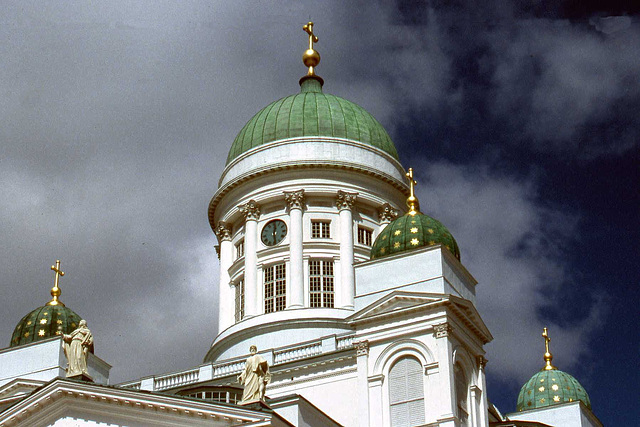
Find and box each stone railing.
[118,332,356,392]
[274,341,323,364]
[154,368,199,391]
[336,334,354,350]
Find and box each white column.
[284,190,305,309]
[356,341,370,427]
[434,323,457,427]
[239,200,260,317]
[477,356,489,427]
[215,222,234,333]
[337,190,357,310]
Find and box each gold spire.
[47,259,65,306]
[302,22,321,78]
[542,327,556,370]
[406,168,421,215]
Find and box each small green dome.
[371,212,460,260]
[10,304,82,348]
[226,78,399,164]
[516,369,591,411]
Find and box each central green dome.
[226,78,399,164]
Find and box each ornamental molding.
[214,222,232,242]
[283,189,306,210]
[378,202,399,223]
[336,190,358,211]
[238,200,261,221]
[355,340,369,356]
[477,355,488,369]
[433,322,452,338]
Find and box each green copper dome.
[226,78,399,164]
[10,304,82,348]
[516,369,591,411]
[371,212,461,260]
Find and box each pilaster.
[434,322,457,425]
[356,340,370,427]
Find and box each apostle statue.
[237,345,271,402]
[63,319,93,379]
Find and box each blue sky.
[0,1,637,424]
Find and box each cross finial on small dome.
[47,259,66,306]
[542,327,556,370]
[300,22,324,87]
[405,168,421,215]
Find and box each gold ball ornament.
[303,49,320,68]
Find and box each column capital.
[284,189,306,210]
[477,355,488,369]
[214,221,232,242]
[336,190,358,211]
[433,322,453,338]
[378,203,399,223]
[239,200,261,221]
[355,340,369,356]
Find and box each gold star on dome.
[382,235,387,240]
[55,331,62,335]
[527,402,532,407]
[540,379,545,383]
[394,230,401,236]
[410,227,418,233]
[57,320,63,325]
[393,242,400,248]
[553,396,560,402]
[24,332,29,337]
[540,398,545,404]
[410,238,419,245]
[26,321,32,326]
[43,312,48,316]
[38,329,45,336]
[40,319,47,324]
[427,228,434,234]
[539,386,545,392]
[429,240,435,245]
[71,323,76,328]
[411,220,416,224]
[379,248,386,254]
[552,384,559,391]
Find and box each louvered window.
[389,356,425,427]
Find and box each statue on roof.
[63,319,94,379]
[237,345,271,403]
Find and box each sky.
[0,1,638,424]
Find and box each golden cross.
[47,259,65,306]
[405,168,421,215]
[303,22,318,50]
[542,327,555,370]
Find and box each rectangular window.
[311,220,331,239]
[309,260,334,308]
[234,279,245,322]
[235,240,244,259]
[264,263,286,313]
[358,226,373,246]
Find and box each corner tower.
[206,23,408,362]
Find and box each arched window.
[455,363,469,426]
[389,356,425,427]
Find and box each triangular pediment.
[349,291,448,322]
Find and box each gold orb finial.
[405,168,421,215]
[47,259,65,307]
[302,22,321,77]
[542,327,556,371]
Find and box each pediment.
[349,291,448,322]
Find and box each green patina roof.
[226,78,399,164]
[516,369,591,412]
[11,304,82,348]
[371,211,460,260]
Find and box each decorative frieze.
[284,189,306,210]
[433,322,452,338]
[378,203,399,223]
[355,340,369,356]
[214,222,232,242]
[239,200,261,221]
[336,190,358,211]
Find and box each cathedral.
[0,23,602,427]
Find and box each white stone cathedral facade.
[0,24,601,427]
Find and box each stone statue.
[237,345,271,402]
[63,319,93,379]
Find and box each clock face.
[261,219,287,246]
